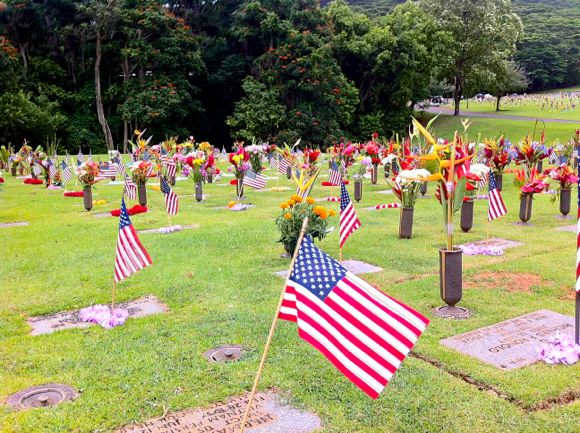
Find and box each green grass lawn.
[428,115,577,144]
[1,157,579,432]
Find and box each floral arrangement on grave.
[467,164,490,193]
[510,133,552,180]
[130,160,153,185]
[247,143,267,173]
[0,146,8,170]
[275,195,336,254]
[330,141,356,173]
[229,147,250,179]
[482,136,511,175]
[8,152,22,173]
[546,164,577,192]
[265,143,278,160]
[362,134,382,165]
[351,156,372,182]
[388,169,431,208]
[129,129,153,160]
[413,118,474,249]
[76,161,100,190]
[513,168,547,195]
[293,148,321,197]
[185,150,207,183]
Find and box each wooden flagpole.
[238,217,310,433]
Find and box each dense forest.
[337,0,580,92]
[0,0,576,152]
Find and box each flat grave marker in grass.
[457,238,522,250]
[0,221,29,228]
[116,392,321,433]
[440,310,575,370]
[138,224,199,234]
[28,295,168,335]
[275,259,382,278]
[556,225,576,232]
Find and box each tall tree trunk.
[495,95,501,112]
[453,74,462,116]
[95,31,114,150]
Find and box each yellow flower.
[287,199,295,206]
[328,209,336,217]
[284,212,292,220]
[291,194,302,203]
[134,129,142,137]
[151,185,161,191]
[313,205,324,216]
[306,197,315,204]
[280,202,289,209]
[228,201,236,208]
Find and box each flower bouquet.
[247,143,266,174]
[350,156,372,202]
[363,133,381,184]
[513,168,548,222]
[130,160,152,206]
[76,161,100,210]
[292,148,321,198]
[482,136,511,189]
[387,169,430,239]
[545,164,577,216]
[511,133,552,179]
[186,150,206,201]
[229,146,250,198]
[275,195,336,256]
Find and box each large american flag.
[279,236,429,399]
[340,182,361,248]
[114,198,152,283]
[329,161,342,185]
[160,176,179,215]
[61,161,72,183]
[124,175,137,200]
[488,172,507,221]
[243,169,267,189]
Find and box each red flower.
[0,177,4,184]
[23,178,43,185]
[64,191,84,197]
[111,205,148,216]
[229,179,238,185]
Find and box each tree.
[489,60,528,111]
[421,0,523,116]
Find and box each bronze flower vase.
[435,248,470,318]
[83,187,93,212]
[495,174,503,191]
[399,207,414,239]
[286,166,292,180]
[138,183,147,206]
[371,163,378,185]
[10,165,16,176]
[195,181,203,202]
[354,181,363,202]
[207,168,213,184]
[420,182,428,196]
[519,193,533,223]
[236,177,244,198]
[560,188,571,216]
[169,175,176,186]
[460,199,474,232]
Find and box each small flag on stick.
[339,182,361,248]
[160,176,179,215]
[488,172,507,221]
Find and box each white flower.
[469,163,490,178]
[396,169,430,185]
[381,154,398,165]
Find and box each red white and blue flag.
[340,182,361,248]
[243,170,267,190]
[277,155,291,175]
[488,172,507,221]
[279,236,429,398]
[160,176,179,215]
[124,175,137,200]
[60,161,72,183]
[99,163,117,178]
[114,198,152,283]
[164,160,176,177]
[329,161,342,185]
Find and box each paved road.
[423,106,579,124]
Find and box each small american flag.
[279,236,429,398]
[549,151,558,165]
[476,172,489,189]
[277,156,291,175]
[164,160,176,177]
[32,165,43,176]
[488,172,507,221]
[160,176,179,215]
[243,170,267,189]
[61,161,72,183]
[329,161,342,185]
[114,198,152,283]
[48,160,57,180]
[99,163,117,178]
[116,162,126,178]
[146,163,154,177]
[77,150,85,166]
[340,182,361,248]
[124,175,137,200]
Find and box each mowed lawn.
[1,156,579,433]
[430,115,578,144]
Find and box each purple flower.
[79,304,110,324]
[100,308,129,329]
[537,333,580,365]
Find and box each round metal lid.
[204,345,245,362]
[6,383,79,410]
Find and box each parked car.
[429,96,446,106]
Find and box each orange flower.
[280,202,289,209]
[228,201,236,208]
[288,199,295,206]
[306,197,315,204]
[328,209,336,217]
[313,206,325,216]
[284,212,292,220]
[319,210,328,219]
[291,194,303,203]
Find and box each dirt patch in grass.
[465,272,543,293]
[558,286,576,300]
